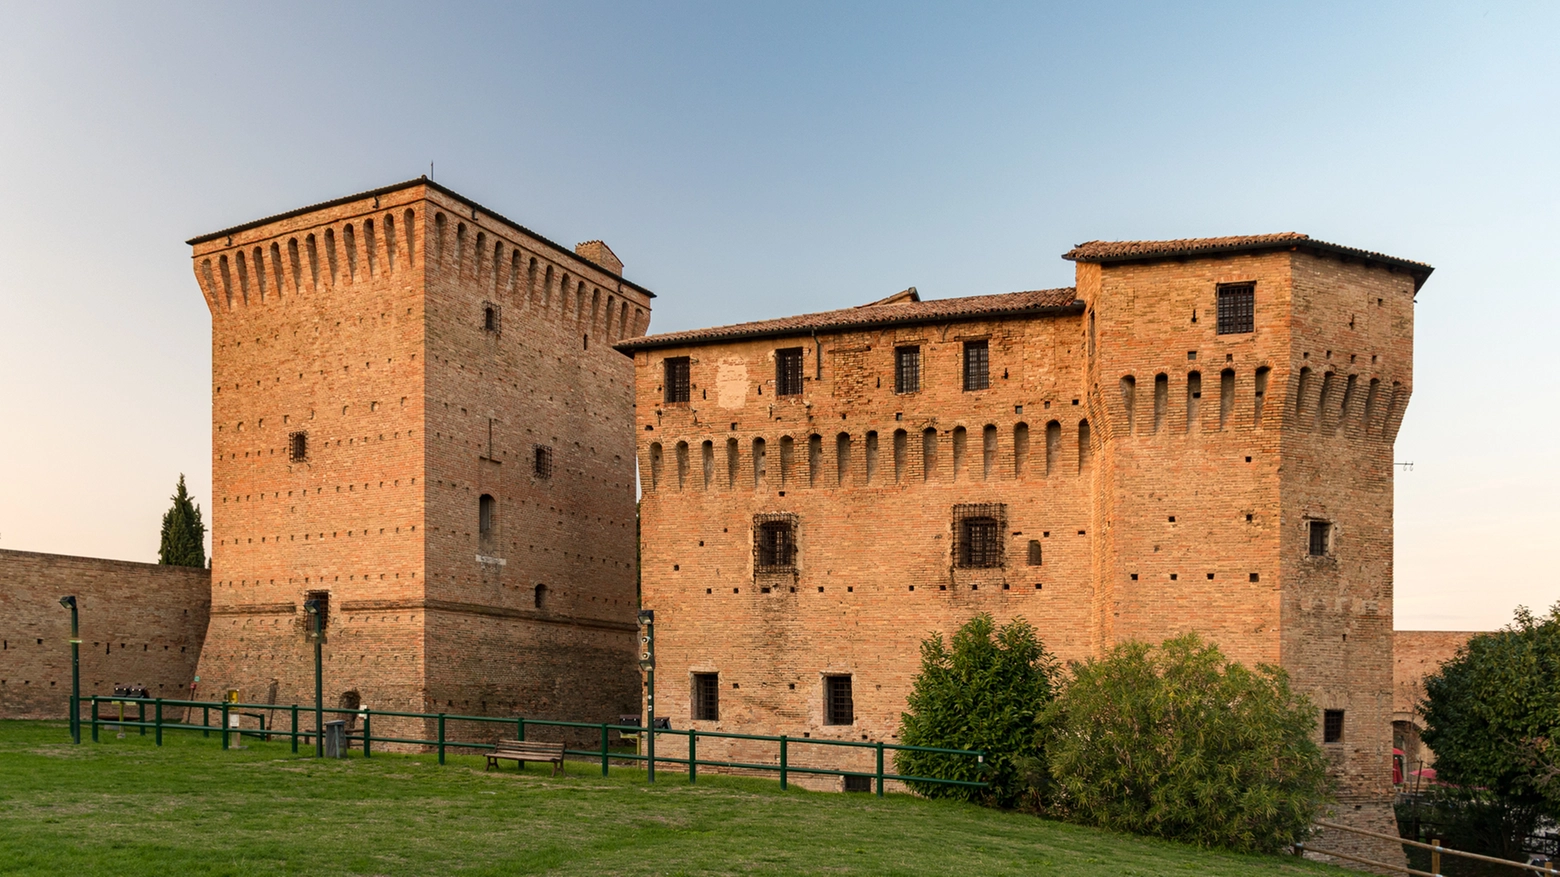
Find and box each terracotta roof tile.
[1064,233,1433,289]
[617,287,1080,352]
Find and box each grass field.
[0,720,1349,876]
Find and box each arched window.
[534,584,547,610]
[479,494,496,534]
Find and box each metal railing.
[83,695,987,796]
[1298,819,1560,877]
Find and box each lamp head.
[304,599,319,615]
[637,609,654,625]
[59,595,76,610]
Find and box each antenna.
[429,161,434,179]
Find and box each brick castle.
[184,179,651,733]
[621,232,1430,831]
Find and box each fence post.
[437,713,446,765]
[779,735,788,791]
[363,709,372,758]
[221,703,230,750]
[203,705,209,738]
[91,697,99,743]
[517,717,525,742]
[601,724,610,777]
[291,705,299,754]
[876,742,884,797]
[138,700,146,736]
[688,730,697,784]
[155,699,163,746]
[1431,838,1441,876]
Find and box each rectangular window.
[288,431,308,462]
[305,590,330,637]
[533,445,553,479]
[843,775,872,792]
[664,357,691,404]
[1217,283,1255,335]
[1308,520,1331,557]
[895,346,921,394]
[963,340,989,391]
[825,675,854,725]
[693,673,719,721]
[953,503,1006,569]
[776,347,804,396]
[1027,540,1043,566]
[1323,709,1344,743]
[754,513,798,573]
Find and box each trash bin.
[324,720,347,758]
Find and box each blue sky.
[0,2,1554,629]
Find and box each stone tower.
[188,179,651,735]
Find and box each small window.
[1323,709,1344,743]
[1027,540,1042,566]
[693,673,719,721]
[963,340,989,391]
[825,675,854,725]
[664,357,691,404]
[754,513,798,573]
[843,775,872,793]
[1308,520,1331,557]
[776,347,804,396]
[1217,283,1254,335]
[482,301,501,334]
[953,503,1006,569]
[533,445,553,479]
[305,590,330,635]
[895,346,921,394]
[533,584,547,610]
[479,494,495,534]
[288,431,308,462]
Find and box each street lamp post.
[304,598,324,758]
[58,596,79,744]
[637,610,655,783]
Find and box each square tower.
[189,179,651,732]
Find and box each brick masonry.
[187,179,650,743]
[0,549,208,718]
[624,239,1424,841]
[1392,629,1477,770]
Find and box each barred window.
[1323,709,1344,743]
[483,301,501,334]
[664,357,691,404]
[1217,283,1254,335]
[533,445,554,479]
[825,675,854,725]
[776,347,804,396]
[895,346,921,394]
[963,340,989,391]
[953,503,1006,569]
[288,431,308,462]
[1308,520,1331,557]
[754,513,798,573]
[693,673,719,721]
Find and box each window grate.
[664,357,690,404]
[1216,284,1254,335]
[693,673,719,721]
[533,445,554,479]
[288,431,308,462]
[953,503,1006,569]
[1308,520,1330,556]
[776,347,804,396]
[482,301,501,334]
[1323,709,1344,743]
[895,346,921,394]
[963,340,989,391]
[825,675,854,725]
[753,513,798,574]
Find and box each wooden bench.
[485,739,566,776]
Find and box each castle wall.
[0,549,208,718]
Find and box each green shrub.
[1041,634,1330,853]
[896,614,1058,807]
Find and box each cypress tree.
[158,474,207,568]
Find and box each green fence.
[83,695,987,796]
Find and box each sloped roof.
[1064,233,1433,290]
[616,287,1081,352]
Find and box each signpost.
[58,596,79,744]
[637,610,655,782]
[304,598,324,758]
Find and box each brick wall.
[0,549,209,718]
[189,180,647,738]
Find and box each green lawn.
[0,720,1347,877]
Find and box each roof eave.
[1066,241,1433,292]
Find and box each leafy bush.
[1420,604,1560,858]
[1041,634,1330,853]
[896,614,1058,807]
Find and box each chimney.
[575,240,623,276]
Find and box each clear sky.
[0,2,1554,630]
